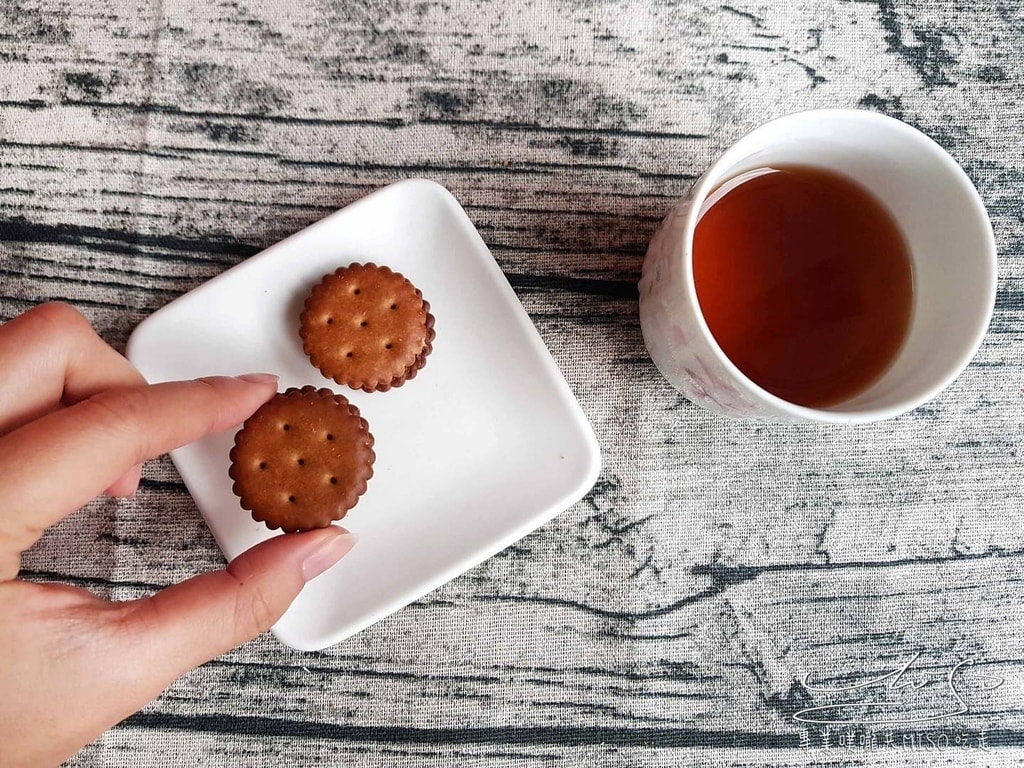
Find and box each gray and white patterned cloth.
[1,0,1022,765]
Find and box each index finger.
[0,303,146,435]
[0,374,278,580]
[0,303,151,498]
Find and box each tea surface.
[692,166,914,408]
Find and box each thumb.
[116,527,356,693]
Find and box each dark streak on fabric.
[473,588,724,621]
[556,136,616,159]
[506,274,639,300]
[1,218,644,301]
[0,265,181,296]
[123,713,805,748]
[876,0,959,88]
[0,217,257,260]
[19,568,164,593]
[63,71,115,99]
[694,548,1024,586]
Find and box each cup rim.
[679,108,998,424]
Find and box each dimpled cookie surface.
[299,263,435,392]
[229,386,375,532]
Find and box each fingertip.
[105,463,142,497]
[300,527,358,582]
[225,525,355,580]
[185,374,280,430]
[235,373,279,386]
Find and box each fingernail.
[237,373,279,385]
[301,529,358,582]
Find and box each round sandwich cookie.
[299,263,435,392]
[229,386,375,532]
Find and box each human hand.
[0,304,357,767]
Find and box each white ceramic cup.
[638,109,997,424]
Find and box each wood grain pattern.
[2,0,1023,764]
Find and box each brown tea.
[692,166,914,408]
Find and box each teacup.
[638,109,997,424]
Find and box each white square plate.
[127,179,601,651]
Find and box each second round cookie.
[300,263,435,392]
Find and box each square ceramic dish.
[127,179,601,651]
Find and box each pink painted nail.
[236,373,279,385]
[301,530,358,582]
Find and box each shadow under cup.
[639,109,997,423]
